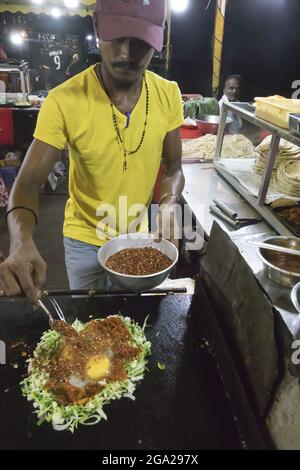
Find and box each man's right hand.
[0,240,47,305]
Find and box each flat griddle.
[0,286,267,450]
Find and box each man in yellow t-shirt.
[0,0,185,303]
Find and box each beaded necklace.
[99,65,149,172]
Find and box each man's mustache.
[112,62,141,70]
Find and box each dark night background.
[1,0,300,99]
[170,0,300,99]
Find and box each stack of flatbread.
[182,133,255,162]
[271,160,300,197]
[255,135,300,175]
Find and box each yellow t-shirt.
[34,65,184,246]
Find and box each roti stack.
[255,135,300,175]
[272,160,300,197]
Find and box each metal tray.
[0,101,14,108]
[273,205,300,237]
[0,290,267,450]
[12,103,32,109]
[289,113,300,137]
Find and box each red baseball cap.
[97,0,167,52]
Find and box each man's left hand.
[155,196,181,250]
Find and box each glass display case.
[214,102,300,236]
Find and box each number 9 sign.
[54,55,61,70]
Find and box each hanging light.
[170,0,189,13]
[64,0,79,8]
[51,8,62,18]
[86,35,93,41]
[10,32,24,45]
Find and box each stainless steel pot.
[258,236,300,288]
[195,114,233,135]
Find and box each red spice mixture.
[34,317,140,405]
[106,247,172,275]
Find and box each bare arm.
[156,127,185,248]
[160,127,185,204]
[0,139,62,303]
[65,53,80,76]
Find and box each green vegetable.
[157,362,166,370]
[21,316,151,433]
[184,97,220,119]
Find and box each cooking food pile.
[21,315,151,432]
[278,206,300,226]
[182,133,255,161]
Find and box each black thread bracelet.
[5,207,38,226]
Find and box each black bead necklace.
[99,65,149,173]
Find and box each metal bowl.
[195,114,233,136]
[258,236,300,287]
[98,233,178,292]
[291,282,300,313]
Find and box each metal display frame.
[0,60,30,94]
[214,102,300,236]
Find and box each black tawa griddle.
[0,285,267,450]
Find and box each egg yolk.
[85,355,110,381]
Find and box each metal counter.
[182,163,300,338]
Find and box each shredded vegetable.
[21,315,151,433]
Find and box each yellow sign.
[212,0,228,96]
